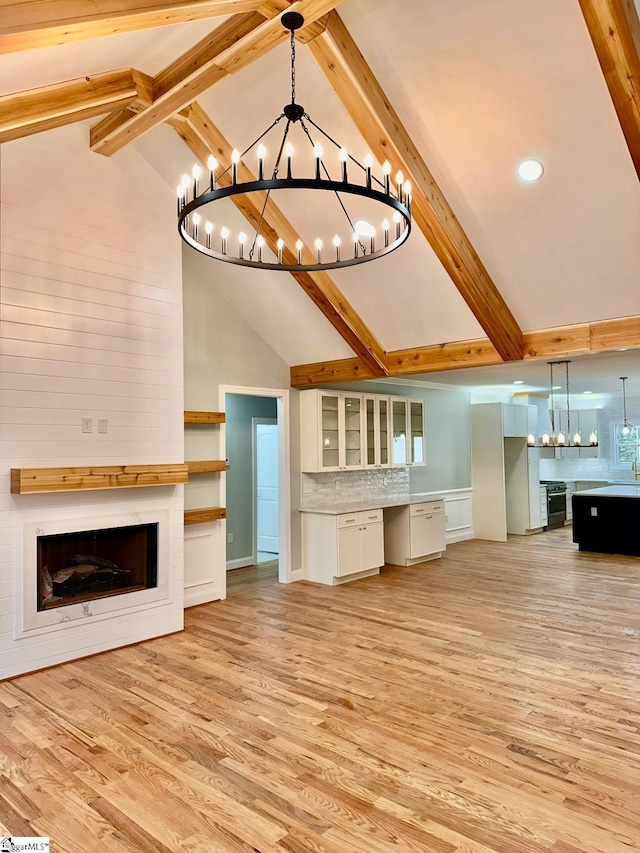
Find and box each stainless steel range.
[541,480,567,530]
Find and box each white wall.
[0,126,185,678]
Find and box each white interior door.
[255,420,279,556]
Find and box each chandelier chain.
[290,27,297,105]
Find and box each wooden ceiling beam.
[0,1,266,54]
[90,0,341,156]
[170,103,388,376]
[306,11,524,364]
[0,69,152,145]
[578,0,640,180]
[290,315,640,387]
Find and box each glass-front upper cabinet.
[409,400,425,465]
[343,395,363,469]
[300,390,364,472]
[320,393,340,470]
[364,395,391,468]
[391,398,425,467]
[391,399,408,466]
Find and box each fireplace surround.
[16,508,171,639]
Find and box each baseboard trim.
[289,569,304,583]
[226,556,254,571]
[446,529,474,544]
[184,588,222,608]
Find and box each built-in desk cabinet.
[303,509,384,585]
[384,500,446,566]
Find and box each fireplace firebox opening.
[38,522,158,610]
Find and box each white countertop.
[300,495,443,515]
[573,485,640,498]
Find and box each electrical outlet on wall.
[81,417,92,434]
[227,533,233,543]
[98,418,108,434]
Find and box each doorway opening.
[219,385,291,590]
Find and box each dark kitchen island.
[572,485,640,556]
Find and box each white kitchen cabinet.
[302,390,423,472]
[364,395,391,468]
[504,438,544,534]
[471,404,544,541]
[302,509,384,584]
[391,398,425,467]
[384,500,446,566]
[300,390,364,472]
[502,403,532,437]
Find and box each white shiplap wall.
[0,125,185,679]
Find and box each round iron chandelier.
[176,11,412,272]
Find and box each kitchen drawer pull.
[344,518,356,523]
[414,508,425,513]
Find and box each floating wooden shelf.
[184,507,226,525]
[186,460,226,474]
[184,411,225,424]
[11,463,189,494]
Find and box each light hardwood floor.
[1,528,640,852]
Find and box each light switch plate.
[97,418,108,434]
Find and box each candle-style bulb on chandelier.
[176,11,412,271]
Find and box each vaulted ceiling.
[2,0,639,390]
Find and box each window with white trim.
[614,424,640,466]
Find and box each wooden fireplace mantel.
[11,463,189,494]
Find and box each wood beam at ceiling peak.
[290,314,640,387]
[89,0,342,157]
[306,10,524,364]
[578,0,640,180]
[0,69,153,145]
[169,103,388,377]
[0,1,267,54]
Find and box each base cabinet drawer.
[385,502,446,566]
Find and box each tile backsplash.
[301,468,410,508]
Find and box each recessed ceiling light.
[583,391,593,395]
[517,159,544,182]
[513,380,524,385]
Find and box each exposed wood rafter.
[290,315,640,387]
[0,1,268,54]
[579,0,640,180]
[0,69,153,145]
[89,0,341,156]
[305,10,524,364]
[170,103,388,376]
